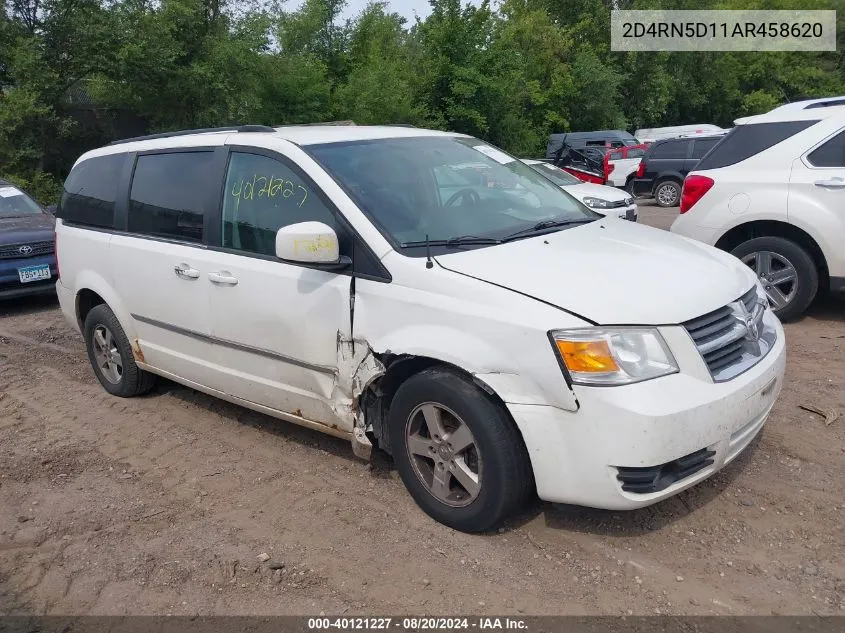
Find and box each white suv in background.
[672,98,845,321]
[55,124,785,532]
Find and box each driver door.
[202,147,353,431]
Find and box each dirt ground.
[1,207,844,616]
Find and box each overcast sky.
[291,0,479,24]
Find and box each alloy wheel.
[656,183,678,206]
[91,324,123,384]
[742,250,798,310]
[405,403,482,508]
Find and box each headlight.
[581,196,612,209]
[624,197,635,206]
[550,328,679,386]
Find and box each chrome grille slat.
[683,285,776,382]
[684,306,733,335]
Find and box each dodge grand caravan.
[55,125,786,532]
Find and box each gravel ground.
[1,208,843,615]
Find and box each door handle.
[814,178,845,188]
[174,263,200,279]
[208,271,238,286]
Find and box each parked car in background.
[635,124,724,144]
[603,144,650,191]
[0,179,57,299]
[672,98,845,321]
[56,124,784,532]
[633,135,724,207]
[523,160,637,221]
[546,130,638,160]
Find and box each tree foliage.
[1,0,843,203]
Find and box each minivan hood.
[435,220,756,325]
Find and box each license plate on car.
[18,264,51,284]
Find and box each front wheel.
[654,180,681,207]
[731,236,818,321]
[388,368,533,532]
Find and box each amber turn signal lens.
[555,339,620,373]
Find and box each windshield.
[527,162,582,186]
[0,185,42,217]
[308,136,596,251]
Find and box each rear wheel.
[84,305,156,397]
[654,179,681,207]
[388,367,533,532]
[731,236,818,321]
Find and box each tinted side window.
[807,130,845,167]
[58,154,126,228]
[626,148,646,159]
[650,141,689,159]
[691,138,719,159]
[128,152,212,243]
[608,150,623,160]
[697,121,819,170]
[222,152,338,256]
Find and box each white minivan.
[55,125,786,532]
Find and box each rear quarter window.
[807,129,845,167]
[696,121,819,170]
[58,153,127,228]
[650,141,689,160]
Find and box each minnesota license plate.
[18,264,51,284]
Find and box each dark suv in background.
[633,135,723,207]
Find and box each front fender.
[371,325,579,411]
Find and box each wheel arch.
[714,220,829,288]
[360,353,530,462]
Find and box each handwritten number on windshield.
[230,174,308,208]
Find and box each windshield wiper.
[501,218,594,242]
[400,235,502,248]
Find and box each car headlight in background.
[580,196,612,209]
[624,197,635,206]
[550,328,679,386]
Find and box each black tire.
[730,236,818,322]
[653,179,681,207]
[83,304,156,397]
[625,177,635,196]
[388,367,533,533]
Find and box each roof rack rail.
[804,98,845,110]
[108,125,276,146]
[275,120,357,128]
[383,124,417,128]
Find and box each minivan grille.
[683,286,775,382]
[0,241,54,259]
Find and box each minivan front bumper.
[509,320,786,509]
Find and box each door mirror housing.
[275,222,349,269]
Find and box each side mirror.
[275,222,350,269]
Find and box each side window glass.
[222,152,337,256]
[807,130,845,167]
[608,150,622,161]
[651,141,688,159]
[59,154,125,228]
[627,148,646,159]
[691,139,718,159]
[128,152,212,242]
